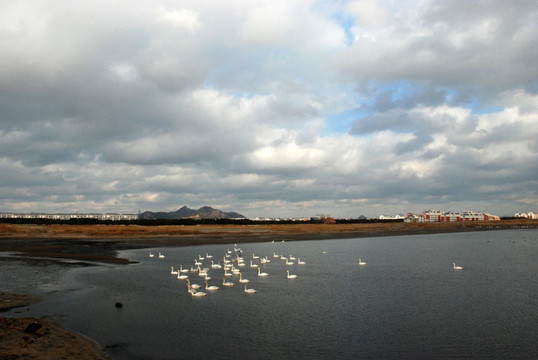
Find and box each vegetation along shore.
[1,219,535,265]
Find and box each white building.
[404,210,500,223]
[515,212,537,219]
[0,212,139,221]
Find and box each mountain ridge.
[139,206,245,220]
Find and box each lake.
[2,229,537,359]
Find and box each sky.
[1,0,537,218]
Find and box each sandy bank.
[0,220,536,265]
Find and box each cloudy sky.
[1,0,536,218]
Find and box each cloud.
[155,7,201,32]
[0,0,536,218]
[338,0,538,106]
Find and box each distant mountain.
[139,206,246,220]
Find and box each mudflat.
[0,220,535,264]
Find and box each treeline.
[0,217,404,226]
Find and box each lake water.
[2,229,537,359]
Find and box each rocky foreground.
[0,315,111,359]
[0,293,111,359]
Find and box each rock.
[115,302,123,308]
[24,322,42,333]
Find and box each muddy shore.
[0,314,112,360]
[1,220,535,265]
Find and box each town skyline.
[2,205,535,221]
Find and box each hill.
[138,206,245,220]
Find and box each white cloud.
[0,0,536,218]
[155,7,201,32]
[347,0,393,28]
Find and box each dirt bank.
[0,314,111,360]
[0,220,535,265]
[0,293,111,359]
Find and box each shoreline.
[0,314,112,360]
[1,220,536,265]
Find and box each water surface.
[3,230,537,359]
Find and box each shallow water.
[3,230,537,359]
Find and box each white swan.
[180,265,189,273]
[190,290,207,297]
[286,270,297,279]
[289,255,296,260]
[206,252,213,259]
[205,280,219,291]
[170,266,178,275]
[177,272,188,280]
[194,259,202,266]
[285,260,294,265]
[239,273,249,283]
[257,267,269,277]
[198,268,209,277]
[453,263,463,270]
[252,253,259,259]
[298,258,306,265]
[149,252,154,258]
[250,260,258,268]
[222,278,234,287]
[198,254,205,260]
[358,259,367,266]
[158,252,165,258]
[273,253,279,258]
[186,279,201,290]
[244,284,257,294]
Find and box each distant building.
[515,212,537,219]
[0,212,138,221]
[378,214,405,220]
[404,210,500,223]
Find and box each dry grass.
[0,220,535,265]
[0,220,535,240]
